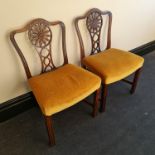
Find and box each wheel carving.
[86,11,103,54]
[28,20,52,48]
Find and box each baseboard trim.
[0,92,37,122]
[1,40,155,122]
[131,40,155,55]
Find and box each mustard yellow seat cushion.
[82,48,144,84]
[28,64,101,116]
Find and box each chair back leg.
[44,115,56,146]
[130,68,142,94]
[100,84,108,112]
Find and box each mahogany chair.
[75,8,144,112]
[10,18,101,146]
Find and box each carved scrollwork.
[10,18,68,78]
[28,19,55,73]
[28,20,52,48]
[86,11,103,54]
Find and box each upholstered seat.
[10,18,101,146]
[83,48,144,84]
[75,8,144,112]
[28,64,101,116]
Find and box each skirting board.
[130,40,155,55]
[0,40,155,122]
[0,92,37,122]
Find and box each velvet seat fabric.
[28,64,101,116]
[82,48,144,84]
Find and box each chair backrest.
[10,18,68,79]
[75,8,112,60]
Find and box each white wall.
[0,0,155,103]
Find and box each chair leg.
[130,68,142,94]
[100,84,108,113]
[92,88,100,117]
[44,115,56,146]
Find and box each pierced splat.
[75,8,112,60]
[86,11,103,54]
[10,18,68,79]
[28,19,55,73]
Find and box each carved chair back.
[10,18,68,79]
[75,8,112,59]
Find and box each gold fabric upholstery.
[28,64,101,116]
[82,48,144,84]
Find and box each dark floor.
[1,51,155,155]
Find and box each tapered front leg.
[100,84,108,112]
[44,115,56,146]
[92,88,100,117]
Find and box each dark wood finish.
[100,84,108,112]
[93,88,100,117]
[75,8,112,113]
[83,99,93,107]
[10,18,68,79]
[1,41,151,123]
[75,8,112,60]
[99,68,142,112]
[9,19,69,146]
[130,68,142,94]
[10,18,101,146]
[75,8,144,113]
[122,68,142,94]
[82,88,100,117]
[44,116,56,146]
[122,79,133,85]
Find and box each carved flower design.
[28,21,52,48]
[86,12,102,32]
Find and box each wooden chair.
[75,8,144,112]
[10,18,101,146]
